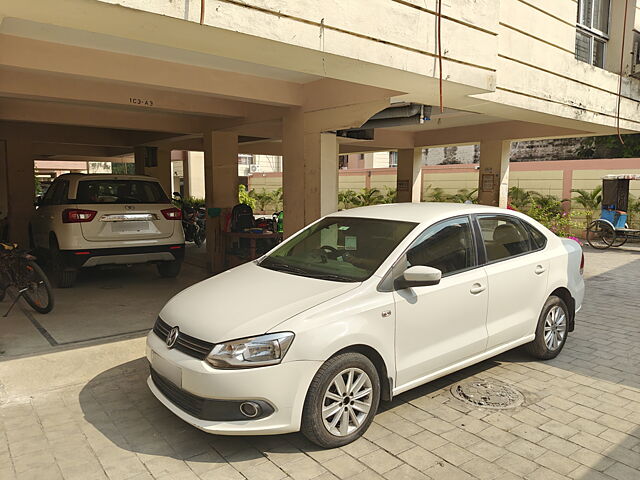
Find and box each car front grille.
[153,317,214,360]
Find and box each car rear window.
[76,180,168,204]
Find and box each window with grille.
[575,0,610,68]
[389,151,398,168]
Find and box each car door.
[393,215,488,389]
[476,214,550,350]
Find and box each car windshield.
[259,217,417,282]
[76,180,168,204]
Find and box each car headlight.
[205,332,295,369]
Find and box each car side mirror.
[394,265,442,290]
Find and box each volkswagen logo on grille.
[166,327,179,348]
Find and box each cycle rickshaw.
[586,174,640,249]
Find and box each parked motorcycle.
[173,193,207,247]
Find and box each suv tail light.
[161,207,182,220]
[580,252,584,275]
[62,209,97,223]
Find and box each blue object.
[601,209,627,229]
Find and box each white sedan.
[146,203,584,447]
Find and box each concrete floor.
[0,260,209,358]
[0,247,639,480]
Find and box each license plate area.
[151,351,182,387]
[111,221,152,233]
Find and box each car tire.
[301,352,380,448]
[49,238,77,288]
[157,260,182,278]
[526,295,570,360]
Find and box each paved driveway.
[1,248,639,480]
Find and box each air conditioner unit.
[249,164,261,173]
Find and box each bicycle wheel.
[586,220,616,249]
[22,260,54,314]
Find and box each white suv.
[30,174,185,287]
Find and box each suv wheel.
[50,238,77,288]
[526,295,569,360]
[301,352,380,448]
[157,260,182,278]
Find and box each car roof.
[57,173,159,183]
[329,202,513,224]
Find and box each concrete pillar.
[477,140,510,208]
[396,148,422,203]
[146,148,172,196]
[4,137,34,246]
[133,146,146,175]
[187,151,205,199]
[203,131,238,273]
[282,108,339,236]
[182,152,191,198]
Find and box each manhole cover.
[451,380,524,409]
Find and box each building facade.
[1,0,640,268]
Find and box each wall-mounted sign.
[481,173,495,192]
[129,97,155,107]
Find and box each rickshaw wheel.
[586,220,616,249]
[609,224,629,247]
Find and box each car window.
[260,217,417,282]
[40,181,60,206]
[52,181,68,205]
[404,216,476,276]
[478,215,532,262]
[524,222,547,250]
[76,180,168,204]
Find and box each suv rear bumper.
[60,244,185,268]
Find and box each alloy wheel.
[322,368,373,436]
[544,305,567,351]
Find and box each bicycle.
[0,242,54,315]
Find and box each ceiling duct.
[336,103,431,139]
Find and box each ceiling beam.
[0,97,238,134]
[413,121,590,148]
[0,34,303,107]
[32,143,131,157]
[0,67,287,119]
[0,121,180,147]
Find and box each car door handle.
[535,265,546,275]
[470,283,486,295]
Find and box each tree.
[353,188,383,206]
[238,184,256,209]
[381,187,397,203]
[625,194,640,229]
[508,186,532,210]
[450,188,478,204]
[249,189,274,212]
[272,187,283,211]
[426,187,451,202]
[571,186,602,225]
[338,190,358,210]
[577,134,640,159]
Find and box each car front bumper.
[145,331,321,435]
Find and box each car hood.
[158,261,360,343]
